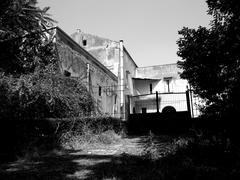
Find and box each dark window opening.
[166,79,170,92]
[64,70,71,77]
[142,108,147,114]
[150,83,153,94]
[99,86,102,96]
[83,39,87,46]
[133,107,136,114]
[114,95,117,104]
[164,77,172,93]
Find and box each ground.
[1,134,238,180]
[0,136,177,180]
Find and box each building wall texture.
[68,28,199,118]
[55,28,119,117]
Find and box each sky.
[38,0,212,67]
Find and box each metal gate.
[127,91,200,134]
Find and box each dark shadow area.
[0,150,83,180]
[127,112,191,135]
[0,119,58,163]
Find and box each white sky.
[38,0,211,67]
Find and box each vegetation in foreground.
[1,132,240,180]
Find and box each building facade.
[53,27,199,119]
[71,31,138,120]
[55,27,119,116]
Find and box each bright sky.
[38,0,211,67]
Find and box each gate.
[127,91,196,134]
[129,91,190,114]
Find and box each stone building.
[71,30,138,120]
[70,29,199,119]
[54,27,119,116]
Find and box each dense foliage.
[177,0,240,116]
[0,0,55,74]
[0,73,94,120]
[0,73,95,159]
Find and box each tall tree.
[177,0,240,116]
[0,0,55,75]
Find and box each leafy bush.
[0,73,95,160]
[0,73,94,120]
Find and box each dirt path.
[0,136,176,180]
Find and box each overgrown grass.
[57,116,124,150]
[135,132,240,180]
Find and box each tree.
[177,0,240,116]
[0,0,55,75]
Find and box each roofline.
[72,30,119,43]
[132,78,161,80]
[123,46,138,68]
[137,63,177,69]
[55,27,118,82]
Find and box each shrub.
[0,73,95,160]
[55,116,124,149]
[0,73,94,120]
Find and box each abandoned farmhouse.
[53,27,199,120]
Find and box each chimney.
[77,29,81,33]
[76,29,81,44]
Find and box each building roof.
[132,77,161,81]
[136,63,182,80]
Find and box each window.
[99,86,102,96]
[166,79,170,92]
[114,95,117,104]
[63,70,71,77]
[142,108,147,114]
[133,107,136,114]
[164,77,172,93]
[82,39,87,46]
[150,83,153,94]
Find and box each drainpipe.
[119,40,125,120]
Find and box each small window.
[150,83,153,94]
[64,70,71,77]
[114,95,117,104]
[164,77,172,93]
[133,107,136,114]
[166,79,170,92]
[99,86,102,96]
[142,108,147,114]
[83,39,87,46]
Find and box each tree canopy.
[0,0,55,75]
[177,0,240,115]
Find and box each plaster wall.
[123,48,138,96]
[56,28,118,116]
[71,31,120,76]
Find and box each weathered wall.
[133,79,159,95]
[123,47,138,95]
[131,64,189,114]
[134,64,188,94]
[56,28,118,116]
[71,31,120,76]
[71,31,139,119]
[136,64,181,79]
